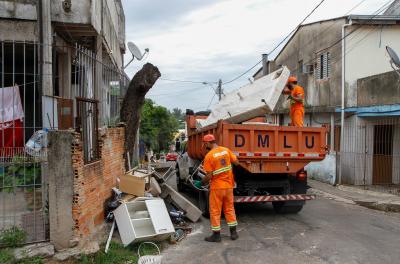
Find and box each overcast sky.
[121,0,391,111]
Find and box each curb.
[354,200,400,213]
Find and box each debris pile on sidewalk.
[104,162,202,252]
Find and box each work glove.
[193,180,203,188]
[287,95,294,100]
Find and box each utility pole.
[217,79,222,101]
[262,53,269,76]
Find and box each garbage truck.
[175,67,329,215]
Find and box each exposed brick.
[70,127,125,239]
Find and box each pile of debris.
[104,164,202,253]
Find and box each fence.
[338,115,400,196]
[0,40,129,245]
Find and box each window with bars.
[315,52,330,80]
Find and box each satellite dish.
[386,46,400,69]
[128,42,144,60]
[123,42,149,69]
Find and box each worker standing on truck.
[283,76,305,127]
[200,134,239,242]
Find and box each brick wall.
[71,127,125,240]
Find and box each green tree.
[172,108,184,121]
[140,99,179,152]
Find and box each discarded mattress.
[197,66,290,128]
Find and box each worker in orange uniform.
[282,76,305,127]
[200,134,239,242]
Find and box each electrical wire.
[268,0,327,55]
[288,0,394,75]
[222,0,327,85]
[206,93,217,110]
[159,78,215,84]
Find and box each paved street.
[163,176,400,264]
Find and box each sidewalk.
[308,179,400,213]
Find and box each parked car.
[166,152,178,161]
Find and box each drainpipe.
[338,18,352,185]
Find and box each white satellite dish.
[123,42,149,69]
[386,46,400,77]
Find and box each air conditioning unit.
[303,64,314,74]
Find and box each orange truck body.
[187,119,328,174]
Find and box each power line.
[268,0,327,55]
[288,0,394,74]
[159,78,215,84]
[222,0,327,85]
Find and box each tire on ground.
[272,201,304,214]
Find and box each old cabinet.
[113,199,175,246]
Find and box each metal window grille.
[76,97,99,164]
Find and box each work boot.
[230,226,239,240]
[204,231,221,242]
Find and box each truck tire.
[272,201,304,214]
[198,191,210,218]
[175,165,186,192]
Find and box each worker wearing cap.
[283,76,305,127]
[199,134,239,242]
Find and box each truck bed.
[187,120,328,174]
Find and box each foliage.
[0,227,27,248]
[0,248,14,264]
[18,256,44,264]
[0,158,41,193]
[79,241,159,264]
[172,108,186,129]
[172,108,184,121]
[140,99,179,152]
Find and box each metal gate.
[339,115,400,196]
[0,40,48,245]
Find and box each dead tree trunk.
[120,63,161,168]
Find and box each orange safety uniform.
[203,146,238,232]
[290,85,305,127]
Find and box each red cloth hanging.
[0,119,24,157]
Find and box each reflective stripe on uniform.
[227,221,238,227]
[212,165,232,175]
[211,226,221,231]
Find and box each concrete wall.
[48,131,75,250]
[357,71,400,107]
[345,24,400,107]
[0,20,37,41]
[0,0,37,20]
[271,18,345,112]
[48,127,125,249]
[51,0,91,24]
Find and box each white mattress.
[197,66,290,128]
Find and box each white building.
[253,15,400,186]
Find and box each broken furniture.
[113,198,175,246]
[160,184,202,222]
[118,169,151,196]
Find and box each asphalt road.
[163,174,400,264]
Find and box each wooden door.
[373,125,393,184]
[57,98,73,129]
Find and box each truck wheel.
[272,202,303,214]
[198,191,210,218]
[175,165,185,192]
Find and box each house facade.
[0,0,128,245]
[254,15,400,187]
